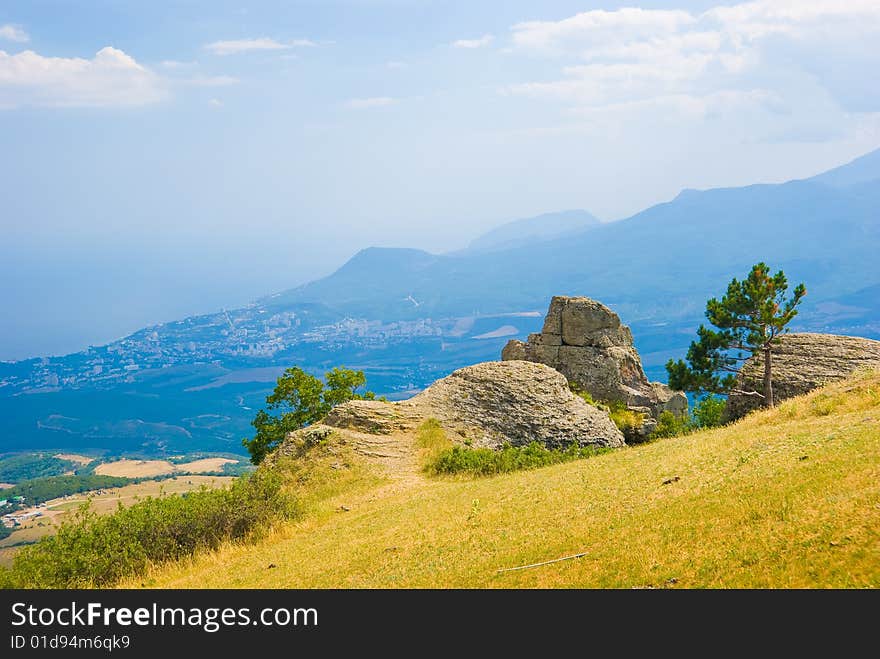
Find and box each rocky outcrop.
[502,296,687,439]
[404,360,624,449]
[726,333,880,420]
[292,360,624,451]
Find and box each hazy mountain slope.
[465,209,601,253]
[810,147,880,188]
[268,177,880,322]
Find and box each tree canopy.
[243,366,376,464]
[667,262,806,406]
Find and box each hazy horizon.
[2,0,879,360]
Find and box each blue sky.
[2,0,879,360]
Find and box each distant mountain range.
[464,209,601,253]
[268,149,879,323]
[2,148,878,455]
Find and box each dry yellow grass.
[128,371,880,589]
[174,458,237,473]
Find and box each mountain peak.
[338,246,438,273]
[466,209,600,253]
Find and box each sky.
[1,0,879,360]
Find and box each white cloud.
[204,37,316,55]
[512,8,695,53]
[208,98,223,107]
[0,24,29,43]
[386,60,407,69]
[705,0,880,39]
[506,0,880,124]
[345,96,396,109]
[452,34,494,49]
[0,46,166,108]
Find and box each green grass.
[427,441,611,477]
[126,370,880,589]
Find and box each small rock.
[267,563,277,569]
[338,505,350,512]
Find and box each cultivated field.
[95,457,237,478]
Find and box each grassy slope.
[132,372,880,588]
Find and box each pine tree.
[667,263,806,407]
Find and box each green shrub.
[692,395,726,428]
[604,400,645,436]
[649,411,692,439]
[427,441,610,477]
[0,469,297,589]
[573,388,645,435]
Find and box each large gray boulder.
[306,360,625,451]
[726,333,880,420]
[502,296,687,439]
[405,360,624,449]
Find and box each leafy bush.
[570,379,731,440]
[0,469,297,588]
[649,411,693,439]
[243,365,378,464]
[572,388,645,435]
[692,395,726,428]
[604,400,645,436]
[427,441,610,477]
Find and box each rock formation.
[502,296,687,438]
[291,360,625,451]
[725,333,880,420]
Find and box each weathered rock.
[725,333,880,420]
[324,399,420,434]
[404,360,624,449]
[303,360,625,450]
[503,295,687,440]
